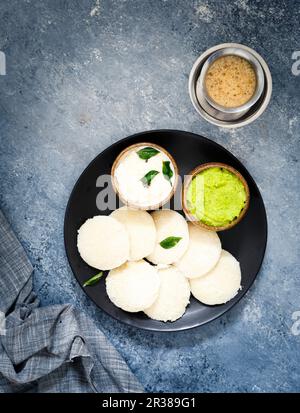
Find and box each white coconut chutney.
[114,146,176,208]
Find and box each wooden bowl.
[182,162,250,231]
[111,142,179,210]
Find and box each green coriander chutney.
[186,167,247,227]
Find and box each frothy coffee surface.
[205,55,257,108]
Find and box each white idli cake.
[190,250,241,305]
[77,215,129,270]
[175,222,221,279]
[111,207,156,261]
[106,260,160,312]
[144,266,190,322]
[147,209,189,265]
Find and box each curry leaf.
[141,170,159,187]
[137,147,160,161]
[83,272,103,287]
[160,236,182,249]
[162,161,173,184]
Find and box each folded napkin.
[0,210,143,393]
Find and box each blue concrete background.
[0,0,299,392]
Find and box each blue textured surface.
[0,0,299,393]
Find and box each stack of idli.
[77,207,241,323]
[144,266,190,322]
[189,250,241,305]
[175,222,241,305]
[77,208,191,322]
[77,207,157,269]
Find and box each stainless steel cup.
[197,47,265,121]
[189,43,272,128]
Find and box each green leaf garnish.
[83,271,103,287]
[160,236,182,249]
[162,161,173,185]
[141,170,159,187]
[137,147,160,161]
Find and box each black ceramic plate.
[64,130,267,332]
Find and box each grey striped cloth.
[0,210,143,393]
